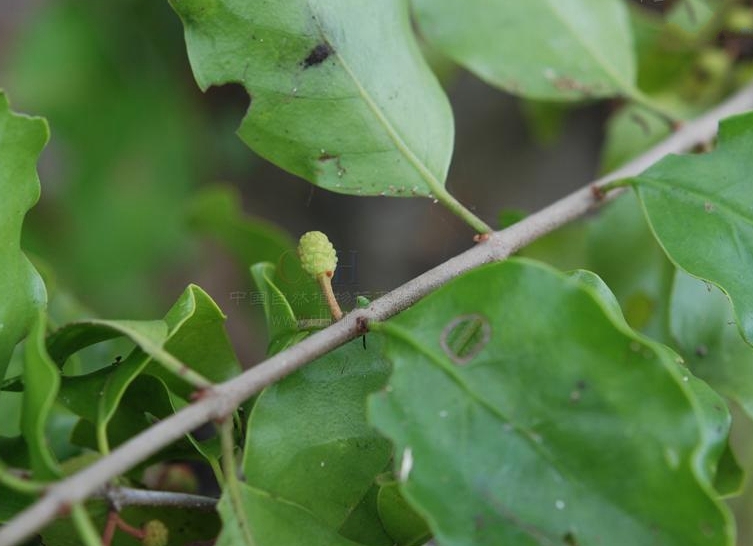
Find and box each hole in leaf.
[440,314,491,365]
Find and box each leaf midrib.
[379,320,665,538]
[637,177,753,229]
[308,6,445,197]
[545,0,635,95]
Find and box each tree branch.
[0,83,751,546]
[100,486,217,512]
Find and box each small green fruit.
[298,231,337,278]
[141,519,169,546]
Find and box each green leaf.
[670,270,753,420]
[411,0,637,101]
[56,285,239,454]
[601,104,671,173]
[668,0,722,35]
[250,263,301,355]
[585,193,675,341]
[0,486,33,523]
[187,185,295,267]
[369,259,732,546]
[170,0,453,199]
[70,375,203,467]
[149,284,241,398]
[632,112,753,345]
[0,91,48,380]
[22,313,61,479]
[216,484,362,546]
[377,482,431,546]
[243,338,391,543]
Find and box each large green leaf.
[411,0,637,101]
[0,91,48,380]
[632,112,753,345]
[170,0,453,198]
[670,270,753,420]
[243,338,391,544]
[369,259,732,546]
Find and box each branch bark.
[1,84,752,546]
[100,486,217,512]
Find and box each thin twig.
[99,485,217,512]
[0,83,751,546]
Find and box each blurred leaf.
[22,314,61,479]
[601,104,671,173]
[633,112,753,345]
[0,486,33,523]
[412,0,637,101]
[243,338,391,543]
[670,270,753,420]
[377,482,431,546]
[631,7,696,96]
[188,186,294,267]
[188,185,326,320]
[216,484,362,546]
[370,259,732,546]
[170,0,454,198]
[0,91,48,381]
[519,100,570,145]
[668,0,723,35]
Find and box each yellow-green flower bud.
[141,519,169,546]
[298,231,337,278]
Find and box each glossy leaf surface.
[243,338,391,542]
[171,0,453,198]
[412,0,637,100]
[370,259,732,546]
[633,112,753,345]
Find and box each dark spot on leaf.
[570,379,587,404]
[474,514,485,530]
[319,152,338,161]
[563,531,579,545]
[440,314,491,365]
[704,201,715,213]
[302,43,333,68]
[695,344,708,357]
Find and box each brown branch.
[0,83,751,546]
